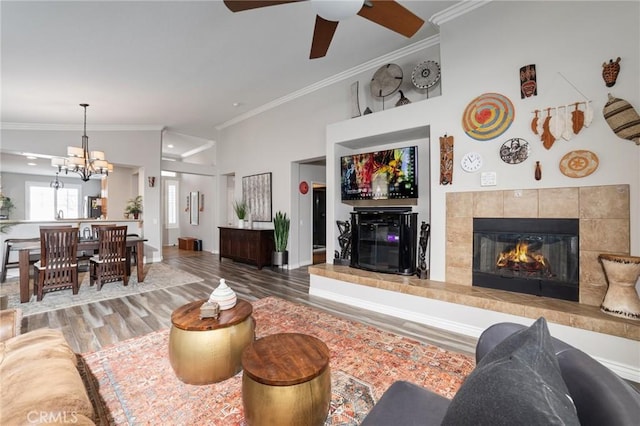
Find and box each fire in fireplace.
[496,239,551,276]
[473,218,579,301]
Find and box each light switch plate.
[480,172,497,186]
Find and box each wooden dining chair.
[90,225,128,290]
[33,227,79,301]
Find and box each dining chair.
[90,225,128,290]
[33,227,79,301]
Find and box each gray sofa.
[361,318,640,425]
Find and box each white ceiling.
[1,0,457,164]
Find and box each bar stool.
[1,238,40,283]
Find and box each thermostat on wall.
[480,171,497,186]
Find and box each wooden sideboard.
[219,227,274,270]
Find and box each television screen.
[341,146,418,201]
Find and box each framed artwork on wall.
[242,172,272,222]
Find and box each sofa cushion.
[0,328,94,425]
[360,380,451,425]
[441,317,579,426]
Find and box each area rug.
[2,263,204,316]
[80,296,475,425]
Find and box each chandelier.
[50,172,64,190]
[51,103,113,182]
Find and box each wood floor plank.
[19,247,477,357]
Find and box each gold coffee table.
[169,299,255,385]
[241,333,331,426]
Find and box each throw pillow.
[441,317,579,426]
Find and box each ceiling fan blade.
[223,0,304,13]
[357,0,424,38]
[310,16,339,59]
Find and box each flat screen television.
[340,146,418,201]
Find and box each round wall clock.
[370,63,403,98]
[500,138,530,164]
[461,152,483,172]
[299,181,309,195]
[411,60,441,89]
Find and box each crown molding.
[1,122,164,132]
[429,0,492,26]
[216,34,440,130]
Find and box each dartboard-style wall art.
[462,92,515,141]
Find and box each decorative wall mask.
[439,134,454,185]
[520,64,537,98]
[602,57,621,87]
[603,93,640,145]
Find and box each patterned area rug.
[80,297,474,425]
[2,263,204,316]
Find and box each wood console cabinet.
[219,227,274,270]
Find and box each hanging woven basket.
[603,94,640,145]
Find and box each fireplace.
[472,218,579,301]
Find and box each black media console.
[350,207,417,275]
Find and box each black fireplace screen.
[473,218,579,301]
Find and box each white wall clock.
[461,152,483,172]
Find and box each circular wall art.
[370,63,403,98]
[559,150,599,178]
[411,60,441,89]
[299,181,309,194]
[500,138,530,164]
[462,92,515,141]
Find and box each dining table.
[17,236,146,303]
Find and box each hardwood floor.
[21,247,477,356]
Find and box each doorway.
[312,185,326,264]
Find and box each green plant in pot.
[233,200,248,228]
[125,195,143,219]
[0,195,15,220]
[272,211,290,267]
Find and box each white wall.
[217,42,441,267]
[319,1,640,281]
[427,0,640,279]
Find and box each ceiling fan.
[223,0,425,59]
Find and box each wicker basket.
[603,94,640,145]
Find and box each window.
[26,181,81,220]
[165,179,179,229]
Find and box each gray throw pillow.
[441,317,579,426]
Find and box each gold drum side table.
[241,333,331,426]
[169,299,255,385]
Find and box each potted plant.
[272,211,290,267]
[125,195,143,219]
[233,200,247,228]
[0,195,15,220]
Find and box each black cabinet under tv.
[350,208,417,275]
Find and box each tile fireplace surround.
[446,184,630,308]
